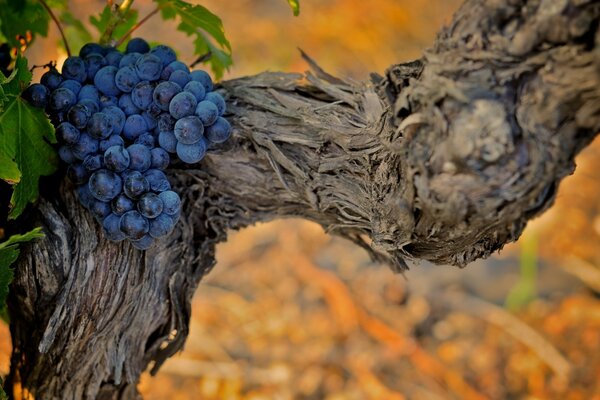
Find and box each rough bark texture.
[6,0,600,398]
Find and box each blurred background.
[2,0,600,398]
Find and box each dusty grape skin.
[67,103,92,129]
[62,56,87,83]
[104,145,130,172]
[87,112,114,139]
[169,91,197,119]
[148,213,175,238]
[23,83,50,108]
[41,69,63,90]
[123,171,150,199]
[94,66,121,96]
[131,81,155,110]
[184,81,206,102]
[115,65,140,93]
[56,122,81,145]
[71,133,99,160]
[150,45,177,67]
[118,94,141,116]
[195,100,219,126]
[135,54,162,81]
[153,81,182,111]
[176,139,207,164]
[84,53,107,81]
[173,116,204,144]
[169,70,191,89]
[144,169,171,192]
[89,169,123,202]
[126,38,150,54]
[123,114,148,141]
[119,210,149,240]
[49,88,77,112]
[158,131,178,153]
[205,92,226,116]
[158,190,181,215]
[112,194,135,216]
[102,213,126,242]
[103,106,126,135]
[190,70,213,92]
[138,193,164,218]
[150,148,170,170]
[204,117,232,144]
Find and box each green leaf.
[0,57,57,219]
[0,227,44,250]
[155,0,232,79]
[287,0,300,16]
[91,5,138,47]
[0,0,50,48]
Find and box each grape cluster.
[23,38,232,250]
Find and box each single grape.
[123,114,147,140]
[176,139,207,164]
[135,133,155,149]
[169,91,197,119]
[131,234,153,250]
[184,81,206,102]
[119,210,149,240]
[71,133,99,160]
[131,80,154,109]
[148,213,175,238]
[49,88,77,112]
[118,93,141,116]
[58,79,82,96]
[58,146,77,164]
[87,112,114,139]
[204,117,232,144]
[144,169,171,192]
[160,60,189,80]
[23,83,50,108]
[135,53,162,81]
[90,200,112,221]
[112,193,135,215]
[104,145,130,172]
[105,50,123,67]
[41,69,63,90]
[94,66,121,96]
[56,122,80,144]
[83,154,103,171]
[150,45,176,67]
[159,191,181,215]
[119,52,142,68]
[138,193,164,218]
[195,100,219,126]
[80,43,104,58]
[115,65,140,93]
[126,144,152,171]
[76,184,95,209]
[78,84,100,103]
[100,94,118,108]
[150,148,169,170]
[102,105,126,135]
[157,113,176,132]
[126,38,150,54]
[174,115,204,144]
[153,81,181,110]
[158,131,177,153]
[89,169,123,201]
[123,170,150,199]
[190,70,213,92]
[84,53,107,81]
[67,103,92,129]
[102,213,126,242]
[141,111,157,131]
[67,163,89,184]
[169,70,191,89]
[99,134,125,152]
[147,102,162,118]
[78,98,100,114]
[205,92,226,116]
[62,56,87,83]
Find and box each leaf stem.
[100,0,136,45]
[38,0,71,57]
[114,6,160,48]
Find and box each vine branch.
[114,6,160,48]
[38,0,71,57]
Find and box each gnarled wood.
[6,0,600,398]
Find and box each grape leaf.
[0,0,50,48]
[287,0,301,16]
[0,57,57,219]
[155,0,232,79]
[91,5,138,47]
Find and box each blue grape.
[58,146,76,164]
[102,213,126,242]
[127,144,152,171]
[190,70,213,92]
[159,191,181,215]
[87,112,113,139]
[119,210,149,240]
[84,53,107,81]
[123,114,147,140]
[67,103,92,129]
[169,70,191,89]
[71,133,99,160]
[153,81,181,110]
[83,154,103,171]
[119,52,142,68]
[103,105,126,135]
[169,91,197,119]
[174,115,204,144]
[205,92,226,116]
[115,65,140,93]
[135,133,155,149]
[131,80,154,109]
[184,81,206,102]
[123,171,150,199]
[62,56,87,82]
[49,88,77,112]
[144,169,171,192]
[158,131,177,153]
[89,169,123,201]
[126,38,150,54]
[67,163,89,184]
[205,117,232,144]
[118,93,141,116]
[150,45,176,67]
[104,145,130,172]
[138,193,163,218]
[195,100,219,126]
[105,50,123,67]
[23,84,50,108]
[50,112,67,125]
[149,213,175,238]
[157,113,176,132]
[80,43,104,58]
[79,98,100,114]
[99,134,125,152]
[58,79,82,96]
[160,60,188,80]
[112,193,135,215]
[135,54,162,81]
[131,234,153,250]
[100,94,118,108]
[147,102,162,118]
[77,184,95,209]
[56,122,80,144]
[41,69,63,90]
[78,85,100,103]
[94,66,121,96]
[150,148,169,170]
[90,200,112,221]
[176,139,207,164]
[141,111,157,131]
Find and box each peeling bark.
[6,0,600,398]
